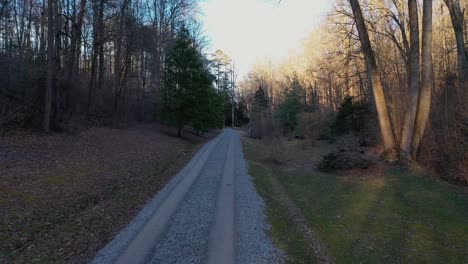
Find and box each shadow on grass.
[243,137,468,264]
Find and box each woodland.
[0,0,467,262]
[0,0,467,183]
[0,0,231,135]
[240,0,467,183]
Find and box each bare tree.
[349,0,397,161]
[44,0,56,132]
[412,0,433,157]
[443,0,468,91]
[400,0,421,159]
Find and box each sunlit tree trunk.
[400,0,421,159]
[412,0,433,158]
[349,0,397,161]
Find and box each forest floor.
[0,123,216,263]
[242,133,468,263]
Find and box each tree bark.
[68,0,87,79]
[113,0,130,120]
[39,0,46,60]
[97,0,104,90]
[53,0,61,127]
[443,0,468,94]
[349,0,398,161]
[43,0,55,132]
[400,0,421,159]
[88,0,103,112]
[412,0,433,158]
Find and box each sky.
[199,0,332,79]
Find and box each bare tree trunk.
[68,0,87,79]
[39,0,46,60]
[400,0,421,159]
[73,0,86,73]
[53,0,61,127]
[88,50,97,112]
[412,0,433,158]
[139,50,146,120]
[43,0,55,132]
[349,0,397,161]
[113,0,129,121]
[443,0,468,92]
[25,0,33,58]
[88,0,103,112]
[97,0,104,90]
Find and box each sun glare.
[200,0,332,78]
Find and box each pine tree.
[252,87,268,114]
[159,27,223,136]
[276,87,302,133]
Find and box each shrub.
[318,152,374,172]
[331,96,369,137]
[265,137,288,164]
[295,111,335,141]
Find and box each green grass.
[242,137,468,264]
[248,161,316,263]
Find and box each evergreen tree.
[330,96,369,136]
[252,87,269,114]
[234,99,250,126]
[276,87,302,133]
[159,27,223,136]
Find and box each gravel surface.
[145,133,229,264]
[91,129,284,264]
[91,135,218,264]
[233,131,285,264]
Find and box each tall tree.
[67,0,87,79]
[43,0,56,132]
[412,0,433,157]
[276,82,302,133]
[443,0,468,92]
[160,28,222,136]
[349,0,397,161]
[400,0,421,159]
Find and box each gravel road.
[91,129,284,264]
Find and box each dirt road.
[91,129,283,264]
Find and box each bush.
[318,152,374,172]
[295,111,335,141]
[248,116,281,140]
[420,93,468,184]
[331,96,369,137]
[266,137,288,164]
[334,134,361,152]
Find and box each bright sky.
[199,0,332,79]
